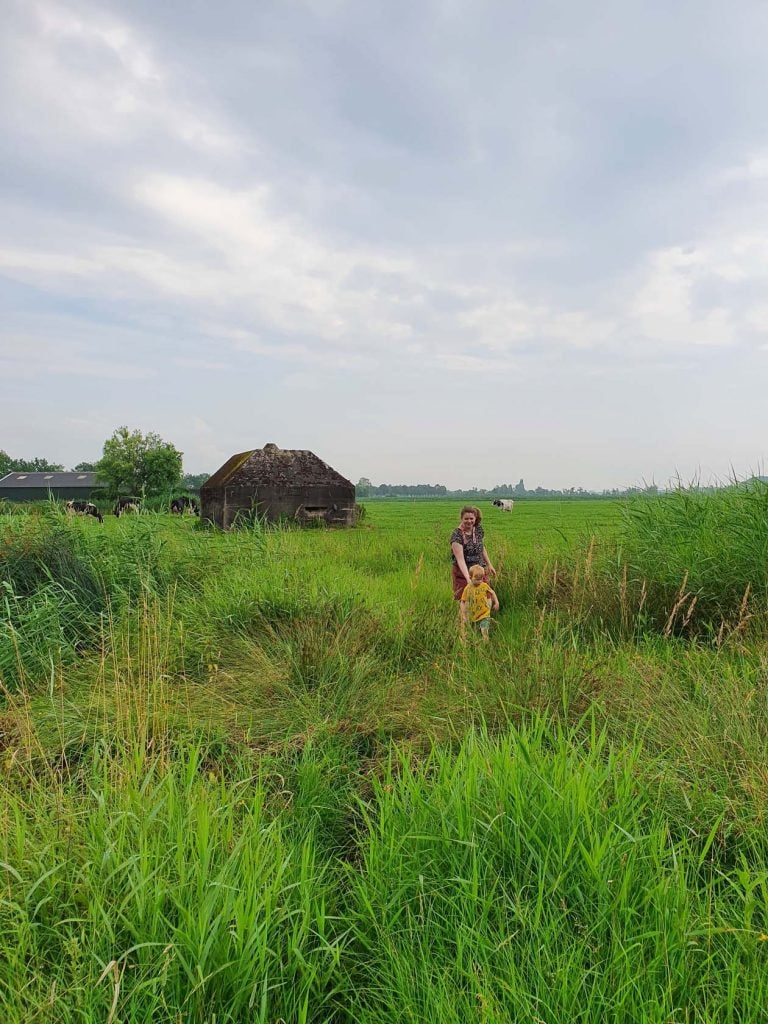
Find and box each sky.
[2,0,768,491]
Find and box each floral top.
[450,524,485,567]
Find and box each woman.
[450,505,497,601]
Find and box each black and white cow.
[65,500,104,523]
[170,496,199,515]
[491,499,514,512]
[113,497,141,517]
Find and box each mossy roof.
[201,446,353,491]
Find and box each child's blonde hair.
[469,565,485,580]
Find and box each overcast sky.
[2,0,768,489]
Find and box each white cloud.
[173,356,230,371]
[62,411,113,434]
[0,334,153,380]
[433,351,518,373]
[2,187,765,376]
[188,417,226,469]
[718,152,768,184]
[6,0,238,153]
[627,247,735,348]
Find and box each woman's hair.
[459,504,482,526]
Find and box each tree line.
[1,428,210,497]
[356,477,662,499]
[0,452,67,474]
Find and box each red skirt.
[452,563,485,600]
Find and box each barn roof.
[0,471,102,490]
[202,444,352,490]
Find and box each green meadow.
[2,493,768,1022]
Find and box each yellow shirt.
[461,581,492,622]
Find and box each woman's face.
[460,511,476,530]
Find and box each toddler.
[460,564,499,642]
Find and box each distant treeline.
[356,478,662,500]
[0,451,66,474]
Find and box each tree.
[356,477,372,497]
[73,461,97,472]
[181,472,210,492]
[26,457,65,471]
[0,450,64,473]
[96,427,183,497]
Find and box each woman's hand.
[482,547,496,579]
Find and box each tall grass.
[0,743,344,1023]
[0,512,107,689]
[347,722,768,1023]
[3,497,768,1019]
[0,508,229,691]
[531,485,768,641]
[2,722,768,1022]
[619,484,768,636]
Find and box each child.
[460,564,499,642]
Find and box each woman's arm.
[452,542,471,584]
[482,546,496,577]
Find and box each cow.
[170,496,199,515]
[65,500,103,523]
[492,499,514,512]
[113,497,141,517]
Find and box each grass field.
[1,495,768,1022]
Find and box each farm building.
[0,471,104,502]
[201,443,356,529]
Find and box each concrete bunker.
[200,443,357,530]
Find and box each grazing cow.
[492,499,514,512]
[65,500,103,523]
[170,496,199,515]
[113,497,141,517]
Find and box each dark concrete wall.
[201,483,356,529]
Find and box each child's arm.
[487,587,499,612]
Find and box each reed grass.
[619,483,768,636]
[526,485,768,643]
